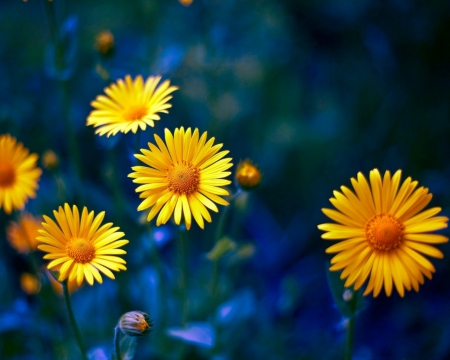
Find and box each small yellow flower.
[318,169,448,297]
[20,273,42,295]
[37,204,129,286]
[87,75,178,137]
[0,134,42,214]
[95,30,115,57]
[235,159,262,190]
[119,311,153,337]
[129,127,233,230]
[6,212,42,254]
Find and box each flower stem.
[210,190,242,309]
[178,229,188,326]
[344,293,358,360]
[114,325,122,360]
[62,282,88,360]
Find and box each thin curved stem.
[210,190,242,309]
[114,325,122,360]
[344,293,358,360]
[178,228,188,326]
[62,282,88,360]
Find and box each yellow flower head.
[6,212,42,254]
[318,169,448,298]
[0,134,42,214]
[87,75,178,137]
[235,159,262,190]
[129,127,233,230]
[37,204,129,286]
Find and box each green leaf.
[325,263,365,318]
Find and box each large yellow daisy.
[87,75,178,137]
[129,127,233,230]
[37,204,129,286]
[318,169,448,297]
[0,134,42,214]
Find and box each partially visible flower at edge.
[37,204,129,286]
[129,127,233,230]
[318,169,448,297]
[119,311,153,337]
[87,75,178,137]
[235,159,262,190]
[6,212,42,254]
[0,134,42,214]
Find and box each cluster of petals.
[0,134,41,214]
[129,127,233,230]
[319,169,448,297]
[87,75,178,137]
[37,204,128,286]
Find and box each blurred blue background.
[1,0,450,359]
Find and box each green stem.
[114,325,122,360]
[44,0,83,184]
[178,229,188,325]
[61,80,83,181]
[210,190,242,308]
[148,232,168,350]
[62,282,88,360]
[344,293,358,360]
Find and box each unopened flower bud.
[179,0,193,6]
[42,150,59,170]
[119,311,153,337]
[95,30,115,57]
[20,273,42,295]
[235,159,262,190]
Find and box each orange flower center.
[365,214,404,252]
[123,105,148,121]
[0,162,16,187]
[167,161,200,195]
[66,238,95,263]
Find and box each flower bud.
[95,30,115,57]
[235,159,262,190]
[42,149,59,170]
[119,311,153,337]
[179,0,194,6]
[20,273,41,295]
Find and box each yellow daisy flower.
[318,169,448,298]
[129,127,233,230]
[6,212,42,254]
[87,75,178,137]
[0,134,42,214]
[37,204,129,286]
